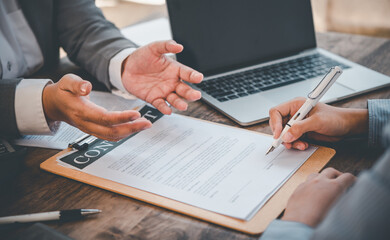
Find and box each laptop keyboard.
[196,53,350,102]
[0,140,14,155]
[0,143,8,155]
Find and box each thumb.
[149,40,183,56]
[282,117,319,143]
[59,74,92,96]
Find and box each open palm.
[122,40,204,114]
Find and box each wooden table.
[1,31,389,240]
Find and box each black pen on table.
[0,209,101,225]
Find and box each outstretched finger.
[152,98,172,115]
[149,40,184,56]
[175,82,201,101]
[79,101,141,125]
[77,118,152,142]
[177,63,203,84]
[166,93,188,111]
[86,110,141,126]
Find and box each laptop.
[166,0,390,126]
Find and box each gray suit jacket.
[0,0,137,138]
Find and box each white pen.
[266,66,343,155]
[0,209,101,225]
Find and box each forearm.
[336,99,390,146]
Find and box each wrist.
[121,56,129,77]
[109,48,136,93]
[343,108,368,137]
[42,83,58,122]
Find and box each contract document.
[58,106,316,220]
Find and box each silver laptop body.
[167,0,390,125]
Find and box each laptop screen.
[167,0,316,76]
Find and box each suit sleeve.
[56,0,138,90]
[0,79,59,139]
[368,99,390,147]
[0,79,22,138]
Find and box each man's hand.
[269,97,368,150]
[282,168,356,227]
[42,74,152,141]
[122,40,204,115]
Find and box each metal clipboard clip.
[68,134,97,151]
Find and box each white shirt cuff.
[14,79,57,135]
[260,220,313,240]
[108,48,137,93]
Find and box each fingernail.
[80,83,88,93]
[142,125,151,131]
[130,115,140,121]
[298,144,305,150]
[282,132,293,142]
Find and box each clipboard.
[41,129,334,235]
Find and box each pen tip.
[265,146,275,155]
[81,209,102,215]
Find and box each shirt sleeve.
[368,99,390,147]
[259,220,313,240]
[14,79,59,135]
[108,48,137,93]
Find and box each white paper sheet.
[13,91,144,150]
[57,107,316,220]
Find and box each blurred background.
[95,0,390,38]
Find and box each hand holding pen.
[266,67,344,154]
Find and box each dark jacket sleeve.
[0,79,22,138]
[56,0,138,90]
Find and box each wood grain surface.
[1,32,389,240]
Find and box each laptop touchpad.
[260,79,355,105]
